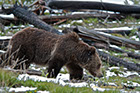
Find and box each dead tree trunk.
[98,50,140,73]
[90,42,140,60]
[94,29,131,36]
[73,26,140,50]
[39,13,122,22]
[48,0,140,14]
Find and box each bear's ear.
[66,32,80,42]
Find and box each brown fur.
[1,27,103,79]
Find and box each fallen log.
[39,13,123,21]
[75,33,140,60]
[48,0,140,14]
[0,12,124,26]
[2,2,62,35]
[93,42,140,60]
[94,27,132,36]
[98,50,140,73]
[73,26,140,50]
[0,15,26,26]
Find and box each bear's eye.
[87,51,92,56]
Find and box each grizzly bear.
[1,27,103,79]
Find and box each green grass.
[0,69,94,93]
[0,69,18,87]
[15,80,124,93]
[15,79,94,93]
[0,69,129,93]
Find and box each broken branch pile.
[74,26,140,50]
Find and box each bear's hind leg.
[47,58,64,78]
[66,63,83,80]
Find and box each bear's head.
[62,32,103,78]
[77,42,103,78]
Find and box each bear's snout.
[97,73,103,78]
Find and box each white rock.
[122,81,140,87]
[17,74,55,82]
[69,82,88,87]
[55,0,133,5]
[58,24,71,28]
[94,27,132,31]
[98,32,112,36]
[71,20,83,24]
[109,45,121,49]
[90,84,105,92]
[108,67,127,71]
[56,73,88,87]
[0,36,12,39]
[0,14,14,19]
[106,70,117,78]
[130,36,139,41]
[9,86,37,92]
[37,91,50,93]
[0,50,5,53]
[56,73,70,83]
[119,71,140,77]
[58,79,67,86]
[108,82,117,86]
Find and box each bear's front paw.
[70,74,83,80]
[47,68,55,78]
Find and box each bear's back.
[9,27,60,64]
